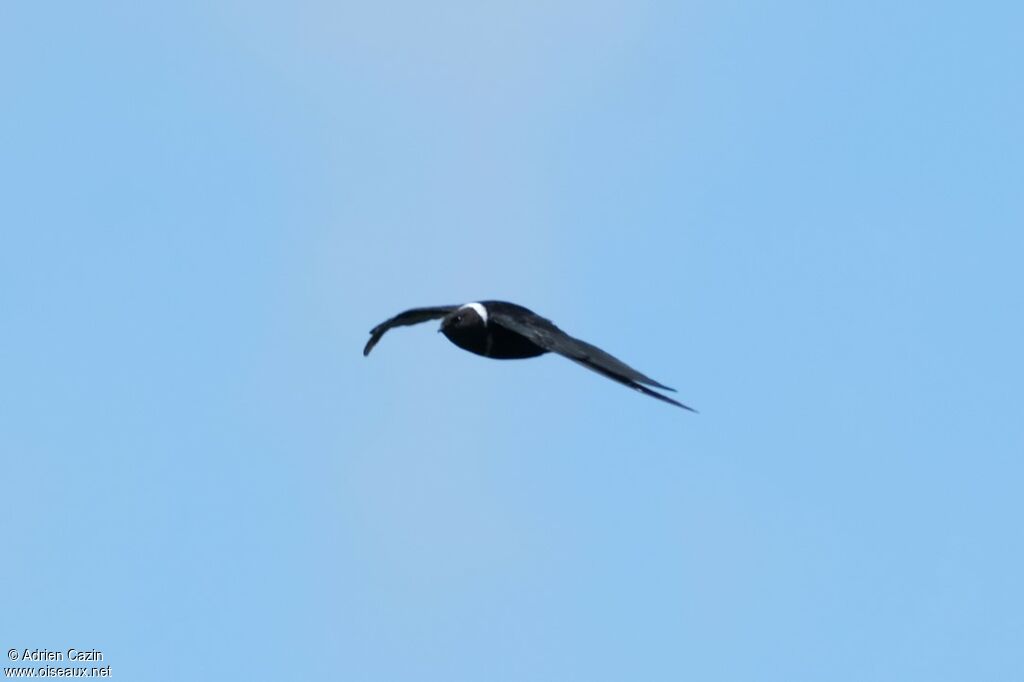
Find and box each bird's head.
[440,302,488,334]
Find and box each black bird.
[363,301,695,412]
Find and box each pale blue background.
[2,1,1022,680]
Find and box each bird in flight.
[363,301,695,412]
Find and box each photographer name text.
[11,649,104,663]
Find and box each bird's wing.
[490,307,696,412]
[363,305,459,356]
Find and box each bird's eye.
[455,314,463,323]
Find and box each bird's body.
[440,301,548,359]
[363,300,695,412]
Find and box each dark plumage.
[363,300,696,412]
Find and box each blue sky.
[2,1,1022,679]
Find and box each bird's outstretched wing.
[489,305,696,412]
[363,305,459,356]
